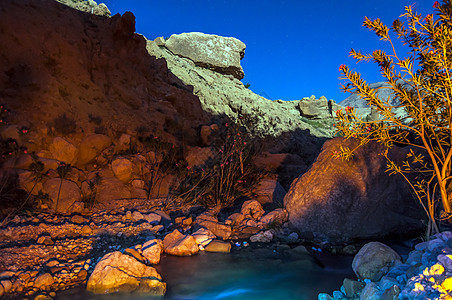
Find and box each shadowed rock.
[284,137,424,243]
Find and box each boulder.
[352,242,401,281]
[142,239,163,265]
[77,134,111,166]
[18,170,43,195]
[33,273,54,289]
[163,229,199,256]
[144,213,161,225]
[164,32,246,79]
[49,137,78,165]
[253,178,286,205]
[204,240,231,253]
[86,251,166,295]
[195,212,232,240]
[241,200,265,220]
[192,227,216,248]
[114,133,131,153]
[298,95,341,119]
[260,208,288,227]
[284,137,423,242]
[97,176,132,203]
[43,178,81,213]
[111,157,133,182]
[250,230,273,243]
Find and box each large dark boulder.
[283,137,424,243]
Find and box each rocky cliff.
[0,0,342,215]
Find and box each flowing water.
[56,246,355,300]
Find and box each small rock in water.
[318,293,333,300]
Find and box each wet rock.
[142,239,163,265]
[342,278,365,298]
[86,251,166,295]
[380,284,400,300]
[352,242,401,281]
[360,282,380,300]
[204,240,231,253]
[192,227,216,248]
[163,229,199,256]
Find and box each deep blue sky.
[102,0,434,102]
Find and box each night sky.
[102,0,435,102]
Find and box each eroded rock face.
[164,32,246,79]
[86,251,166,295]
[283,137,424,243]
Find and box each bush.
[176,117,264,211]
[335,1,452,235]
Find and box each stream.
[55,246,356,300]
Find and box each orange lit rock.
[111,157,133,183]
[86,251,166,295]
[142,239,163,265]
[195,212,232,240]
[43,178,81,214]
[163,230,199,256]
[49,137,78,165]
[77,134,111,166]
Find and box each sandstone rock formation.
[283,137,424,242]
[164,32,246,80]
[147,37,340,139]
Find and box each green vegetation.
[335,1,452,235]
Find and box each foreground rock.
[352,242,401,282]
[284,137,424,243]
[320,231,452,299]
[163,229,199,256]
[86,251,166,295]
